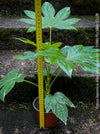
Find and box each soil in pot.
[33,97,58,128]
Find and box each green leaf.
[45,93,72,125]
[0,81,15,101]
[83,46,100,52]
[54,92,75,107]
[37,47,65,64]
[27,27,36,33]
[38,47,76,77]
[79,63,100,73]
[19,2,80,32]
[38,44,100,77]
[42,2,55,18]
[55,25,77,30]
[42,42,62,49]
[16,74,25,83]
[42,42,50,49]
[45,94,53,112]
[61,45,100,74]
[53,102,68,125]
[57,59,76,77]
[0,69,25,101]
[41,2,80,30]
[15,38,37,47]
[44,57,51,63]
[24,10,35,19]
[50,42,62,48]
[55,7,70,20]
[38,47,77,77]
[67,45,83,58]
[61,18,80,25]
[19,18,35,25]
[14,51,37,61]
[61,46,71,56]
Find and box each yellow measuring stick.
[35,0,44,129]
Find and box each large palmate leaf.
[37,47,76,77]
[45,92,75,124]
[37,45,100,77]
[19,2,80,32]
[41,2,80,30]
[0,69,25,101]
[14,51,37,60]
[61,45,100,74]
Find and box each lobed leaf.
[0,69,25,101]
[54,25,77,30]
[24,10,35,19]
[55,7,70,20]
[79,63,100,73]
[19,18,35,25]
[38,45,100,77]
[45,92,75,124]
[61,18,80,26]
[54,92,75,107]
[42,2,55,18]
[27,27,36,33]
[61,45,100,74]
[19,2,80,32]
[57,58,76,77]
[14,51,37,61]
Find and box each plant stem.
[44,27,52,96]
[24,80,38,87]
[50,69,62,88]
[44,60,48,72]
[50,26,52,45]
[51,67,60,79]
[43,75,47,85]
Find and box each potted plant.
[0,2,100,128]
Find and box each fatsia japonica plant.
[0,2,100,125]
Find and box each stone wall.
[0,0,100,16]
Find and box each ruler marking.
[35,0,44,129]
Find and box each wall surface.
[0,0,99,16]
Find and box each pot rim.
[33,97,52,114]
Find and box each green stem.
[44,75,47,85]
[50,26,52,45]
[47,64,51,85]
[44,26,52,96]
[51,67,60,79]
[44,60,48,72]
[50,69,62,88]
[24,80,38,87]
